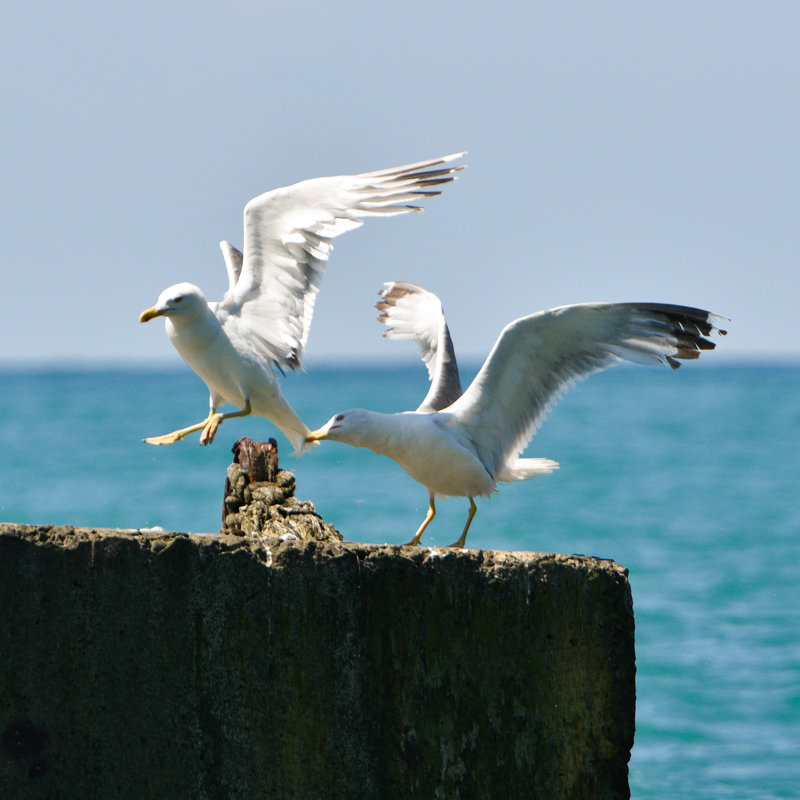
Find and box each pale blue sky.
[1,1,797,366]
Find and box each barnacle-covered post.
[221,437,340,542]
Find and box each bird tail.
[292,439,318,457]
[498,458,559,482]
[262,406,315,457]
[285,423,316,457]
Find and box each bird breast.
[384,414,497,499]
[167,315,274,409]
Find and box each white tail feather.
[498,458,559,482]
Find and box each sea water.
[1,363,798,798]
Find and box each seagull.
[138,153,465,452]
[307,288,728,547]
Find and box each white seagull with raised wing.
[307,288,727,548]
[139,154,465,451]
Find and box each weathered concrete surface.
[0,523,635,800]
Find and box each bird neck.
[165,305,220,354]
[346,411,421,460]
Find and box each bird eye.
[174,296,183,303]
[335,414,344,422]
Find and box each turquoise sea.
[1,363,798,798]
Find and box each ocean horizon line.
[1,353,797,374]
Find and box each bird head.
[139,282,207,323]
[305,409,373,448]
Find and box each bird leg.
[404,495,436,546]
[143,417,214,446]
[447,498,477,549]
[144,402,252,446]
[199,402,252,445]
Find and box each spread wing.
[376,281,463,411]
[215,153,466,371]
[447,302,728,479]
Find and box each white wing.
[447,302,728,479]
[219,240,243,293]
[216,153,466,371]
[375,281,463,412]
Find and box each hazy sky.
[1,1,797,367]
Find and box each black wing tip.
[402,167,464,183]
[371,153,466,180]
[649,304,727,366]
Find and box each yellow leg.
[447,498,477,549]
[143,417,213,446]
[198,402,252,445]
[144,402,252,446]
[404,495,436,546]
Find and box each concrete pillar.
[0,522,634,799]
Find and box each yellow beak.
[139,306,164,323]
[305,427,329,444]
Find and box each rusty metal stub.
[232,436,279,483]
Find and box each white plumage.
[139,154,465,451]
[308,287,727,547]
